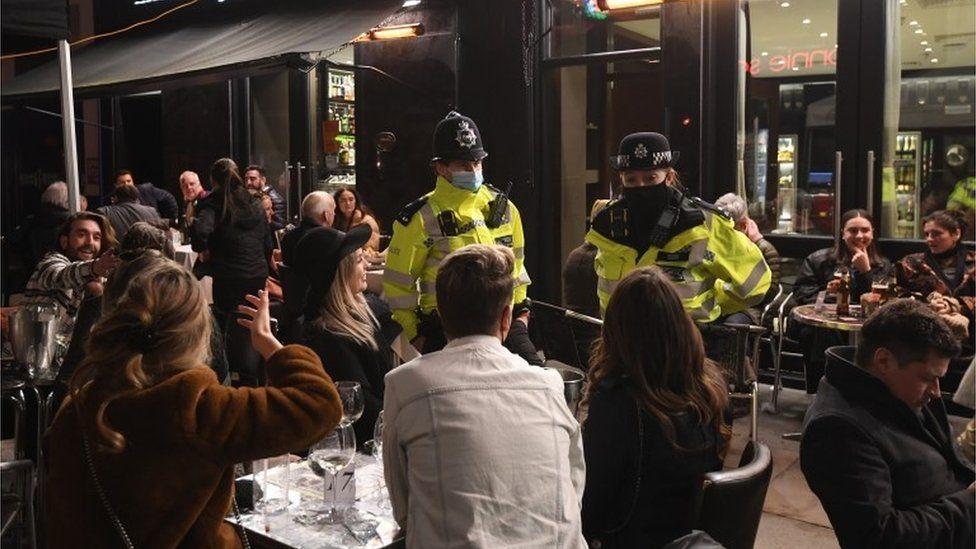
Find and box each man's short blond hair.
[436,244,516,339]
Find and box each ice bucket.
[555,367,586,415]
[10,304,61,380]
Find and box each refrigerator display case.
[894,131,921,238]
[319,67,357,191]
[774,134,798,233]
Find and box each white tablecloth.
[174,244,213,305]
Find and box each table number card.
[324,463,356,505]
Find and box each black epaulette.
[395,196,429,226]
[591,199,629,240]
[690,196,732,221]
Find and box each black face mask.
[622,184,673,228]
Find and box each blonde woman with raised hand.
[44,257,342,549]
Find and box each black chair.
[0,459,37,549]
[694,440,773,549]
[699,322,766,442]
[527,300,602,371]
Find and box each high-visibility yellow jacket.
[383,177,530,340]
[585,196,770,322]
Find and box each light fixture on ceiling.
[920,40,929,45]
[914,28,925,34]
[596,0,664,10]
[780,1,790,7]
[761,51,769,56]
[925,47,933,52]
[402,0,421,6]
[819,32,829,38]
[802,18,811,24]
[900,0,906,4]
[367,23,425,40]
[909,20,918,26]
[792,66,799,71]
[931,58,939,63]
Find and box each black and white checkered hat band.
[614,150,672,168]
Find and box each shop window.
[739,0,840,236]
[879,0,975,240]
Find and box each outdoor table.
[790,303,864,345]
[173,244,214,304]
[232,453,403,549]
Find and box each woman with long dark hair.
[190,157,273,386]
[581,267,729,548]
[793,209,891,305]
[898,210,975,339]
[333,187,381,251]
[791,209,892,391]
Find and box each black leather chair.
[694,440,773,549]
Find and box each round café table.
[790,303,864,345]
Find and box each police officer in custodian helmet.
[383,111,541,363]
[586,132,771,322]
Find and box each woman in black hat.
[585,132,770,323]
[295,225,400,446]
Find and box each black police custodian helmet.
[610,132,679,171]
[431,111,488,163]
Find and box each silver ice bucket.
[546,361,586,415]
[10,304,62,380]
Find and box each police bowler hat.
[431,111,488,163]
[610,132,679,171]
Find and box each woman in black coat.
[791,209,892,391]
[295,225,399,447]
[581,267,729,548]
[190,158,272,386]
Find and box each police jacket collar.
[434,176,483,202]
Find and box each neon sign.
[740,47,837,76]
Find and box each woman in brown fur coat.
[44,256,342,548]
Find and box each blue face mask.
[450,170,484,192]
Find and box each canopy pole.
[58,39,81,213]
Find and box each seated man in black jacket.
[801,299,974,549]
[116,169,179,222]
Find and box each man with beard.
[243,165,286,231]
[22,212,120,327]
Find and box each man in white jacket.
[383,244,586,549]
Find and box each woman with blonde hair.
[581,266,729,548]
[295,225,400,445]
[44,257,342,548]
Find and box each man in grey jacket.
[97,184,162,241]
[383,244,586,549]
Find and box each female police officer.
[585,132,770,323]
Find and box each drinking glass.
[337,381,364,425]
[253,455,290,515]
[372,411,384,459]
[306,424,356,525]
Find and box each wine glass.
[311,424,356,524]
[295,424,356,525]
[337,381,364,425]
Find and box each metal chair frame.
[0,458,37,549]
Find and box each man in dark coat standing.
[801,299,974,549]
[116,169,179,222]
